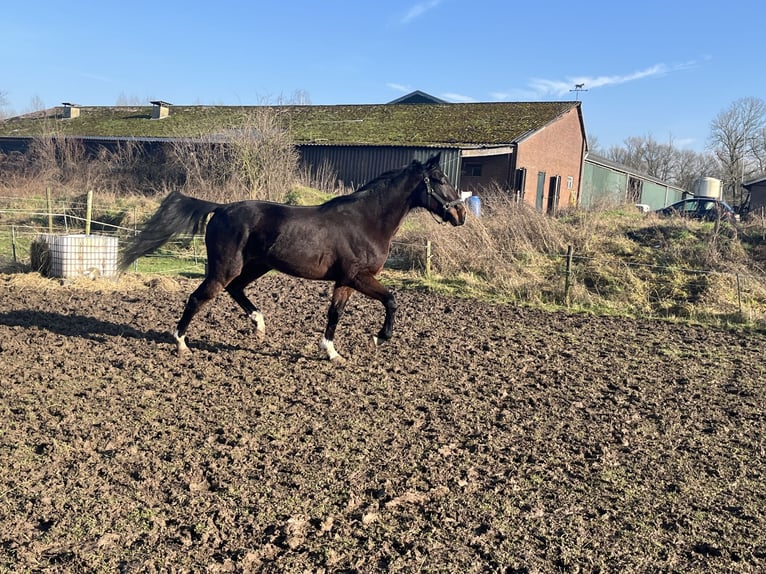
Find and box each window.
[566,176,574,190]
[463,163,482,177]
[683,200,699,213]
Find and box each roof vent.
[61,102,80,119]
[150,100,172,119]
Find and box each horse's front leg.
[322,285,353,363]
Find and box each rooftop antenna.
[569,83,588,101]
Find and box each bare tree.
[708,97,766,207]
[115,93,144,106]
[604,135,676,181]
[642,136,676,182]
[603,133,727,193]
[675,149,721,192]
[28,95,46,113]
[748,126,766,175]
[586,133,601,154]
[604,137,640,168]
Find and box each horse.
[119,153,466,362]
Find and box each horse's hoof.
[321,338,343,362]
[330,354,346,365]
[174,331,190,356]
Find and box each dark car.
[655,197,739,223]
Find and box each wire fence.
[2,195,766,324]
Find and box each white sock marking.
[250,311,265,334]
[321,338,341,361]
[173,330,189,353]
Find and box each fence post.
[564,245,574,306]
[11,226,17,264]
[85,189,93,235]
[46,187,53,233]
[425,240,432,277]
[133,206,138,271]
[736,273,742,315]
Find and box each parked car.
[655,197,739,223]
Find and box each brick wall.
[515,107,584,211]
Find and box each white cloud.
[441,92,476,103]
[401,0,443,24]
[673,137,698,149]
[386,83,411,94]
[493,62,696,100]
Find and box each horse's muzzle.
[448,204,467,226]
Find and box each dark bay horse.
[119,154,466,362]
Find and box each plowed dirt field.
[1,273,764,573]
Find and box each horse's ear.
[425,153,441,169]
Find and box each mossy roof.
[0,101,580,147]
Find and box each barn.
[743,175,766,215]
[0,93,591,213]
[582,153,687,210]
[293,92,587,214]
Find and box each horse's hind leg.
[225,264,270,340]
[350,273,397,346]
[322,285,354,363]
[175,277,227,354]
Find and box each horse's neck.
[371,174,418,236]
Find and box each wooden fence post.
[85,189,93,235]
[11,226,17,264]
[564,245,574,306]
[46,187,53,233]
[736,273,743,315]
[425,240,432,277]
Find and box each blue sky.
[1,0,762,152]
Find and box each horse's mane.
[320,162,417,210]
[356,166,410,193]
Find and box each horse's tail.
[119,191,221,272]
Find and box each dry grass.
[0,270,186,293]
[2,130,766,327]
[0,107,302,204]
[399,194,766,327]
[167,108,300,203]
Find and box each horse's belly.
[267,252,334,281]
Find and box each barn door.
[547,175,561,214]
[536,171,546,210]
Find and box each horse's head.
[415,154,466,226]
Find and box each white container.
[693,177,722,199]
[37,234,118,278]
